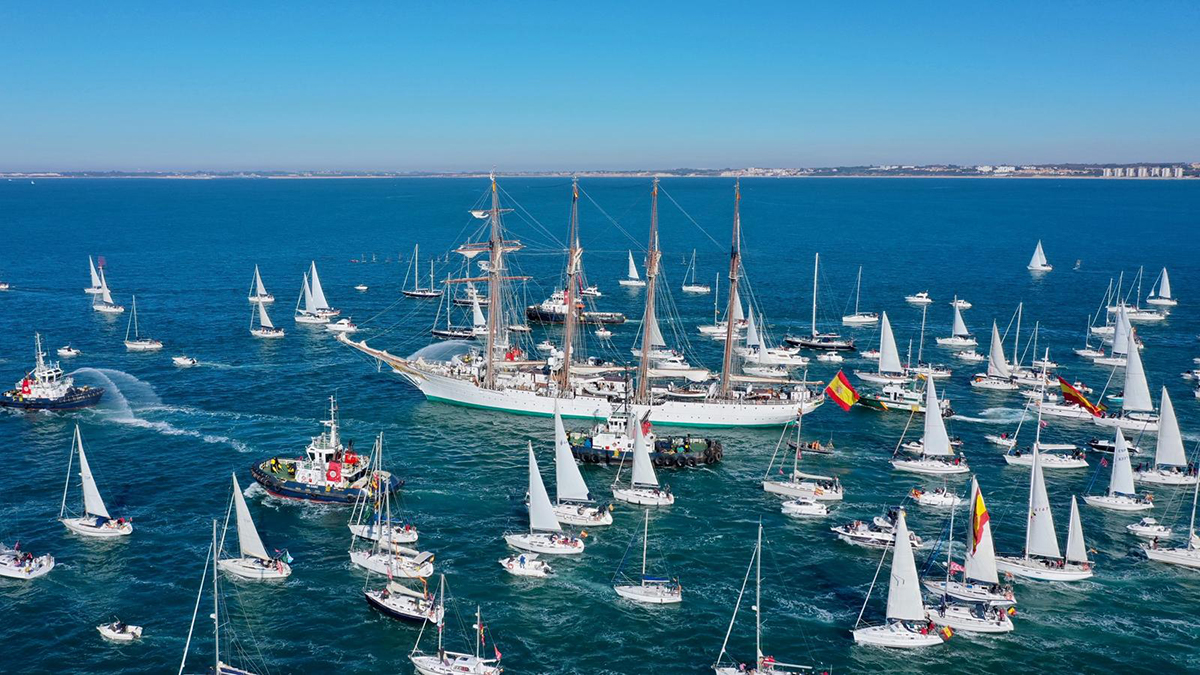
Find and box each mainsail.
[878,312,903,375]
[630,418,659,488]
[1122,328,1153,413]
[553,409,590,503]
[886,510,926,622]
[88,256,101,288]
[626,251,640,282]
[76,427,111,519]
[231,474,269,560]
[1025,447,1061,560]
[253,265,268,296]
[1064,497,1089,564]
[257,301,275,329]
[1154,388,1186,467]
[1029,241,1048,268]
[308,262,330,310]
[921,378,952,456]
[963,477,999,584]
[987,321,1011,378]
[526,442,562,533]
[951,304,969,338]
[1109,431,1136,495]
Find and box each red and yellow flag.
[970,488,990,555]
[1058,377,1104,417]
[824,370,860,411]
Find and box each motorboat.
[325,318,359,334]
[904,291,933,305]
[57,345,80,357]
[499,553,553,578]
[97,620,143,642]
[173,355,198,367]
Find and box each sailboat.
[762,411,844,503]
[1094,326,1160,432]
[1107,267,1167,321]
[1142,476,1200,569]
[923,477,1016,606]
[250,300,284,338]
[925,494,1015,633]
[348,434,419,548]
[1093,305,1132,366]
[1133,388,1195,485]
[618,250,647,287]
[409,583,502,675]
[698,280,746,337]
[124,295,163,351]
[613,510,682,604]
[402,245,443,298]
[737,308,808,369]
[681,249,711,293]
[59,425,132,537]
[349,436,435,577]
[786,253,854,351]
[91,266,125,313]
[935,298,976,347]
[550,408,612,526]
[842,266,879,326]
[306,261,340,317]
[891,378,970,475]
[247,265,274,303]
[294,272,328,324]
[970,321,1017,390]
[505,442,586,554]
[854,312,908,384]
[714,523,817,673]
[218,473,291,580]
[1085,430,1154,510]
[612,416,675,506]
[852,509,947,648]
[1027,240,1052,272]
[1146,267,1177,307]
[86,256,103,294]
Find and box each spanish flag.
[1058,377,1105,417]
[824,370,860,411]
[970,485,990,556]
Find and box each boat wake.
[953,407,1029,425]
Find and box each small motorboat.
[955,350,986,363]
[910,486,962,508]
[817,351,844,363]
[949,298,972,310]
[57,345,81,357]
[172,355,197,367]
[499,553,553,578]
[325,318,359,334]
[580,285,603,297]
[354,284,369,292]
[536,340,556,353]
[781,497,829,517]
[97,620,143,642]
[595,327,613,339]
[1127,517,1172,539]
[860,348,880,360]
[905,291,933,305]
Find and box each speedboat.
[97,620,142,642]
[172,355,197,367]
[325,318,359,334]
[817,351,844,363]
[580,285,603,297]
[0,543,54,580]
[909,486,962,508]
[860,349,880,360]
[955,350,986,363]
[499,553,553,578]
[354,284,368,292]
[949,298,972,309]
[595,327,612,338]
[904,292,933,305]
[1126,517,1171,539]
[57,346,80,357]
[781,497,829,517]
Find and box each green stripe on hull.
[422,394,797,428]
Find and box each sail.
[75,427,111,519]
[1112,307,1130,356]
[730,286,745,323]
[1154,388,1186,467]
[1109,430,1136,495]
[885,510,926,622]
[921,379,953,456]
[1121,329,1152,413]
[231,474,269,560]
[1065,496,1089,564]
[745,307,762,349]
[99,268,114,304]
[987,321,1011,378]
[257,301,274,329]
[308,261,330,310]
[1026,447,1061,560]
[301,272,316,313]
[1157,267,1172,299]
[626,251,640,281]
[1029,241,1047,267]
[647,308,667,347]
[630,418,659,488]
[951,304,969,337]
[553,409,590,503]
[253,265,267,295]
[878,312,903,374]
[471,294,486,328]
[88,256,101,288]
[526,443,562,533]
[963,477,999,584]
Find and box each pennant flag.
[1058,377,1105,417]
[1100,457,1108,467]
[494,647,502,661]
[949,561,965,574]
[824,370,860,411]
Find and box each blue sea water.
[1,177,1199,674]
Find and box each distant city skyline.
[3,2,1198,171]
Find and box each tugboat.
[1,334,104,411]
[250,396,402,504]
[567,409,723,468]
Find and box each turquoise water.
[1,177,1199,673]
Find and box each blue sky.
[2,2,1197,171]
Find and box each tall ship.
[1,334,104,411]
[340,175,822,428]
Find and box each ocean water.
[1,177,1199,674]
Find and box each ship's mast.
[558,178,581,391]
[484,172,502,388]
[719,180,742,398]
[635,178,661,402]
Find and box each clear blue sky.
[2,2,1197,171]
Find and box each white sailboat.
[348,434,419,548]
[1142,477,1200,569]
[852,509,947,648]
[349,440,435,577]
[91,266,125,313]
[1027,240,1052,272]
[86,256,103,294]
[613,510,682,604]
[250,300,284,338]
[306,261,340,317]
[1085,430,1154,510]
[294,272,329,324]
[892,378,969,475]
[59,425,132,538]
[551,408,612,526]
[218,473,292,580]
[935,299,976,347]
[1092,306,1132,366]
[409,586,502,675]
[926,492,1015,633]
[762,411,844,503]
[698,279,746,336]
[123,295,163,351]
[619,250,647,287]
[787,253,854,351]
[247,265,274,303]
[681,249,711,293]
[738,308,806,373]
[854,312,908,384]
[970,321,1017,390]
[612,417,675,506]
[842,265,879,326]
[402,244,443,298]
[505,442,586,554]
[1094,326,1159,432]
[923,477,1016,606]
[1146,267,1177,307]
[1133,388,1195,485]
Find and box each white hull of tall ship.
[411,653,501,675]
[1082,494,1153,511]
[1143,545,1200,569]
[504,532,585,555]
[852,621,945,648]
[552,502,613,526]
[993,556,1093,581]
[1003,453,1088,469]
[922,580,1015,607]
[935,336,977,348]
[217,556,292,580]
[927,604,1014,633]
[612,486,675,506]
[349,549,434,577]
[891,458,970,476]
[1133,468,1198,486]
[1094,414,1159,433]
[61,517,133,538]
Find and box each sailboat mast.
[1025,358,1047,560]
[437,575,446,654]
[59,425,78,519]
[559,178,581,391]
[855,266,863,315]
[1013,302,1022,369]
[755,521,762,666]
[918,303,927,364]
[719,180,742,397]
[212,519,220,674]
[483,173,502,389]
[475,605,482,658]
[1189,471,1200,542]
[641,510,649,577]
[636,178,661,402]
[810,253,819,337]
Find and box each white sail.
[526,442,562,533]
[987,321,1011,378]
[951,303,969,337]
[301,272,316,314]
[626,251,640,281]
[921,379,953,457]
[1154,388,1186,467]
[1026,447,1061,560]
[308,261,330,310]
[1065,496,1089,564]
[878,312,903,374]
[554,409,591,503]
[231,474,269,560]
[88,256,101,288]
[1156,267,1172,300]
[257,301,275,329]
[471,294,486,329]
[745,307,762,349]
[253,265,267,296]
[963,477,999,584]
[99,267,114,304]
[1029,241,1047,268]
[886,510,926,622]
[75,427,111,520]
[1109,430,1136,495]
[730,286,745,323]
[1112,306,1130,356]
[630,418,659,488]
[647,308,667,347]
[1122,329,1152,413]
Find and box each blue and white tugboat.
[0,334,104,411]
[250,395,401,504]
